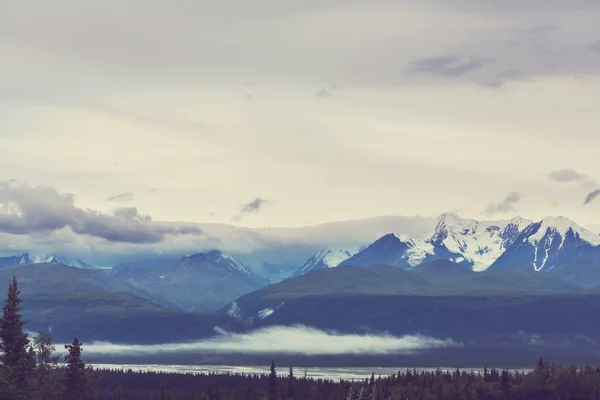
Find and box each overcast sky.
[2,0,600,240]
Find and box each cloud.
[232,198,270,222]
[316,89,331,98]
[483,192,523,215]
[0,180,202,243]
[548,169,588,183]
[70,325,460,356]
[406,56,493,77]
[106,192,134,203]
[584,189,600,205]
[241,198,269,214]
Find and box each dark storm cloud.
[406,56,494,77]
[483,192,523,216]
[106,192,134,202]
[548,169,588,183]
[584,190,600,205]
[0,181,202,243]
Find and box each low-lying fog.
[71,325,459,357]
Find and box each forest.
[2,277,600,400]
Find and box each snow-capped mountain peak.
[296,245,365,276]
[527,216,600,248]
[430,213,532,271]
[337,233,434,270]
[181,250,253,276]
[0,253,94,269]
[491,216,600,273]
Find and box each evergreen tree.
[0,276,34,399]
[369,373,376,400]
[286,366,296,400]
[160,383,168,400]
[268,361,278,400]
[114,384,126,400]
[62,338,92,400]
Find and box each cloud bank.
[0,180,202,243]
[76,325,459,356]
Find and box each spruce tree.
[286,367,295,400]
[0,276,34,399]
[114,385,125,400]
[159,383,168,400]
[268,361,278,400]
[62,338,92,400]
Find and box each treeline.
[3,277,600,399]
[92,361,600,400]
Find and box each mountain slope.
[225,262,579,323]
[112,250,264,312]
[0,263,242,343]
[338,234,433,269]
[490,216,600,275]
[410,260,473,284]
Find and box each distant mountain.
[490,216,600,276]
[337,214,531,271]
[112,256,179,272]
[112,250,264,312]
[295,245,365,276]
[0,263,242,343]
[0,253,94,269]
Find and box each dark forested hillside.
[3,276,600,399]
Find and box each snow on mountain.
[491,216,600,273]
[295,245,365,276]
[339,234,434,269]
[335,213,532,271]
[0,253,95,269]
[178,250,254,277]
[430,213,532,271]
[527,216,600,249]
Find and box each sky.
[2,1,600,260]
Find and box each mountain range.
[298,213,600,282]
[0,253,94,270]
[1,212,600,360]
